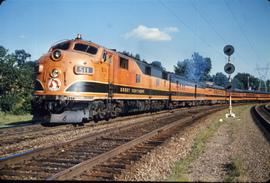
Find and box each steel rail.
[0,106,203,168]
[0,107,185,158]
[0,106,184,138]
[48,106,224,180]
[0,105,225,180]
[252,104,270,132]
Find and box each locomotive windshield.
[51,41,70,51]
[73,43,98,55]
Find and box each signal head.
[223,45,234,56]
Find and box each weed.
[168,112,226,181]
[224,157,243,182]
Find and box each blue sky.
[1,0,269,78]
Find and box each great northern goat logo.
[48,78,61,91]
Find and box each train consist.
[32,35,270,125]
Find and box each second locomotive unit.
[33,35,270,125]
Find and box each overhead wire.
[158,0,226,58]
[190,0,228,44]
[190,0,248,64]
[158,0,211,47]
[223,0,263,65]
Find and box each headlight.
[51,49,62,61]
[35,64,43,73]
[50,69,60,78]
[38,64,43,73]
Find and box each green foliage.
[213,72,228,87]
[174,52,212,82]
[233,73,260,90]
[135,53,140,60]
[121,50,141,60]
[0,45,36,114]
[168,113,225,181]
[224,157,243,182]
[174,51,264,91]
[174,59,189,77]
[266,80,270,92]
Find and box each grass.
[0,112,33,127]
[224,157,243,182]
[167,105,249,182]
[167,113,226,181]
[223,106,246,182]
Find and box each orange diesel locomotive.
[32,35,270,125]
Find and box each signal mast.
[223,45,236,118]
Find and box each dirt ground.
[117,104,270,182]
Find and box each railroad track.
[0,107,187,142]
[0,108,186,157]
[251,104,270,134]
[0,105,225,180]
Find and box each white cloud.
[125,25,178,41]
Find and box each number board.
[74,66,93,75]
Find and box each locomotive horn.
[76,34,82,40]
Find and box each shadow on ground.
[2,120,40,129]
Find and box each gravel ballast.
[0,109,187,158]
[117,104,270,182]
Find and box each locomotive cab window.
[51,41,70,51]
[74,44,88,52]
[74,43,98,55]
[87,46,98,55]
[119,56,128,69]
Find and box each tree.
[0,0,5,5]
[203,57,212,81]
[233,73,260,90]
[121,51,142,61]
[174,52,212,82]
[266,80,270,92]
[213,72,228,87]
[151,61,163,69]
[135,54,140,60]
[15,50,31,66]
[174,59,189,77]
[232,77,244,89]
[0,45,36,114]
